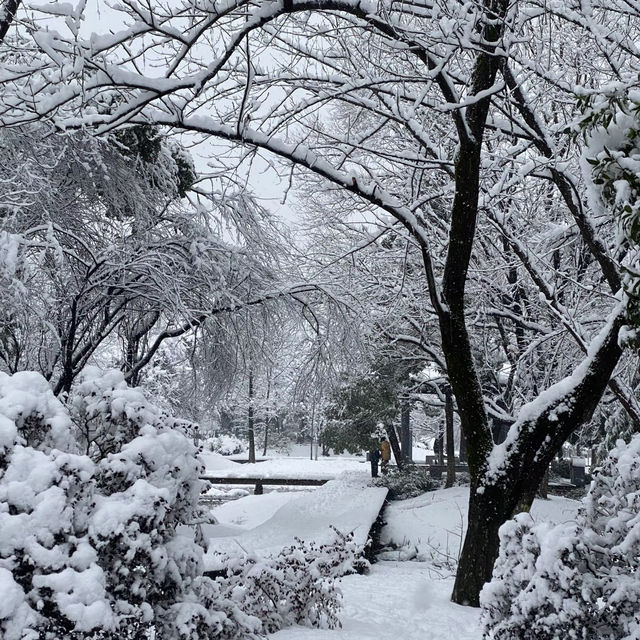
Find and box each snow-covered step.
[202,473,388,571]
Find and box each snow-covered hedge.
[0,369,263,640]
[481,435,640,640]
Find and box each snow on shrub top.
[202,433,248,456]
[72,366,158,428]
[0,371,74,457]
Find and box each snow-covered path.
[269,562,481,640]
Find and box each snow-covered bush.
[0,369,263,640]
[374,466,440,500]
[0,372,112,640]
[70,366,199,459]
[202,433,247,456]
[481,435,640,640]
[217,527,363,634]
[0,371,75,455]
[1,369,352,639]
[0,446,113,640]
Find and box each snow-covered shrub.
[69,366,198,459]
[90,426,211,638]
[202,433,247,456]
[481,435,640,640]
[69,368,263,639]
[0,446,114,640]
[374,466,440,500]
[217,527,362,634]
[0,369,264,640]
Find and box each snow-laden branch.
[485,302,626,485]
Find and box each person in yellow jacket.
[379,437,391,474]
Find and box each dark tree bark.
[262,416,269,457]
[400,405,412,462]
[436,424,445,466]
[0,0,20,45]
[538,469,549,500]
[459,427,467,463]
[385,423,403,471]
[445,386,456,488]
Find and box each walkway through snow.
[269,562,481,640]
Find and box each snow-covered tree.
[0,124,316,396]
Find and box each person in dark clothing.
[369,447,381,477]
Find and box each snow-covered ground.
[202,455,582,640]
[381,487,580,566]
[204,443,435,478]
[269,563,480,640]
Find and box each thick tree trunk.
[452,486,505,606]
